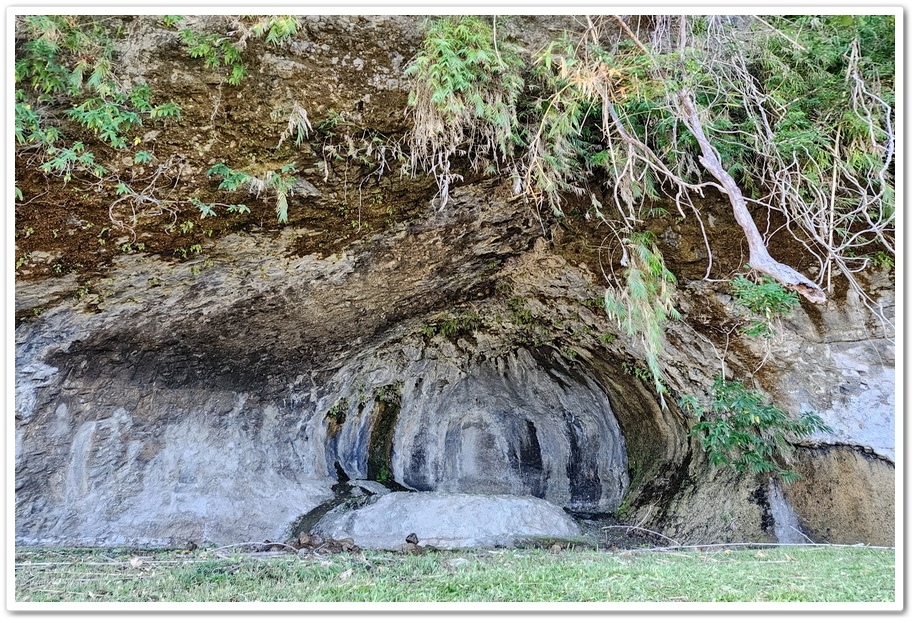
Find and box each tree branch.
[676,89,826,303]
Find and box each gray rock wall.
[14,193,635,547]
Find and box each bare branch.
[676,89,826,303]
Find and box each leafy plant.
[273,102,312,147]
[39,142,106,181]
[176,16,300,86]
[621,361,651,383]
[599,332,616,345]
[682,376,832,483]
[731,274,800,317]
[870,251,894,269]
[507,297,535,325]
[14,14,182,222]
[422,311,483,338]
[730,273,800,337]
[15,18,181,144]
[248,15,301,46]
[206,162,298,223]
[325,397,350,433]
[405,15,525,206]
[65,89,151,149]
[179,28,247,85]
[604,232,680,398]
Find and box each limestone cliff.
[13,14,895,548]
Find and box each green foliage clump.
[324,397,350,438]
[730,275,799,316]
[179,28,247,85]
[66,83,180,149]
[176,16,301,86]
[405,15,525,205]
[249,15,301,46]
[605,232,680,398]
[15,16,180,187]
[681,376,832,483]
[523,38,631,215]
[422,311,483,338]
[38,141,105,180]
[206,162,297,223]
[870,251,894,269]
[730,274,800,337]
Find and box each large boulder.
[312,492,581,550]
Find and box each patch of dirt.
[14,138,439,296]
[549,190,815,288]
[13,15,440,294]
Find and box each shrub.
[405,15,525,205]
[730,273,800,337]
[681,376,832,483]
[206,162,297,223]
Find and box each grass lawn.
[11,543,897,607]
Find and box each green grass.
[13,545,896,604]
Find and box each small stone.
[404,542,424,555]
[308,534,325,547]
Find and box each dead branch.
[676,89,826,303]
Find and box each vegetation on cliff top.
[404,14,895,397]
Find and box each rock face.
[312,492,581,550]
[14,198,895,547]
[13,14,896,549]
[13,195,631,547]
[784,446,895,545]
[324,342,630,512]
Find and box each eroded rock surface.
[321,341,629,512]
[312,492,581,550]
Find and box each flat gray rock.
[312,492,580,550]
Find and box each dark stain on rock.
[564,413,601,510]
[404,442,431,492]
[748,485,775,533]
[506,418,548,498]
[366,384,401,486]
[323,398,349,478]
